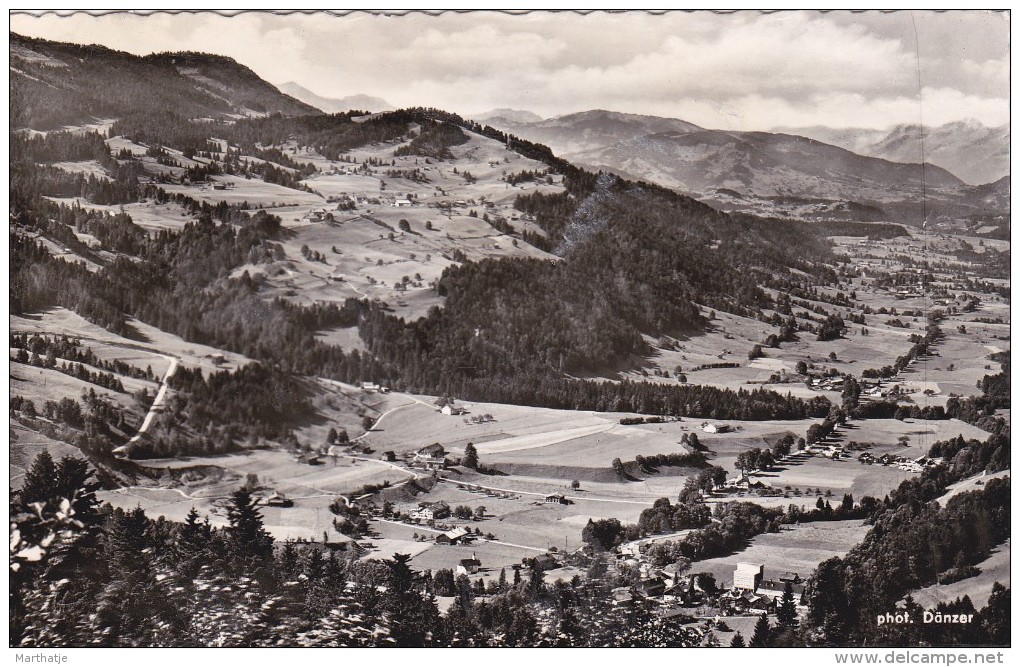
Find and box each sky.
[9,9,1011,131]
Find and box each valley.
[8,24,1010,650]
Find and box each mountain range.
[484,109,1009,218]
[276,81,394,114]
[9,32,1008,223]
[780,121,1010,186]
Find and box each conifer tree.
[750,614,771,647]
[777,580,798,628]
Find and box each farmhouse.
[435,526,469,545]
[380,450,397,462]
[660,562,687,587]
[722,472,751,491]
[413,443,447,470]
[265,492,293,508]
[394,198,413,207]
[456,553,482,575]
[544,493,568,505]
[440,404,467,416]
[611,587,635,607]
[635,577,666,598]
[702,423,733,434]
[669,576,709,606]
[524,553,559,572]
[411,501,450,522]
[720,589,773,614]
[758,573,807,604]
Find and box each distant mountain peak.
[276,82,393,114]
[473,108,543,124]
[777,120,1009,185]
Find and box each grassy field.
[98,485,341,542]
[135,448,416,497]
[10,422,84,489]
[10,307,252,375]
[690,519,871,587]
[935,470,1011,505]
[10,361,143,411]
[49,197,198,233]
[910,540,1010,610]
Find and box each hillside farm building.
[435,527,470,545]
[411,501,450,522]
[413,443,447,470]
[456,553,482,575]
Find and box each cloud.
[9,10,1009,131]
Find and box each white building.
[734,562,764,591]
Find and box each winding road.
[114,354,179,455]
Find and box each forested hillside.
[11,111,845,425]
[10,33,316,129]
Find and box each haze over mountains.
[473,108,544,125]
[276,81,394,114]
[781,121,1010,186]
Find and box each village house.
[380,450,397,462]
[757,572,807,605]
[615,556,640,572]
[413,443,447,470]
[456,553,482,575]
[635,576,666,598]
[411,501,450,522]
[719,589,773,615]
[721,472,751,491]
[523,553,559,572]
[264,491,293,508]
[611,586,635,607]
[668,576,710,607]
[660,562,687,587]
[436,526,469,545]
